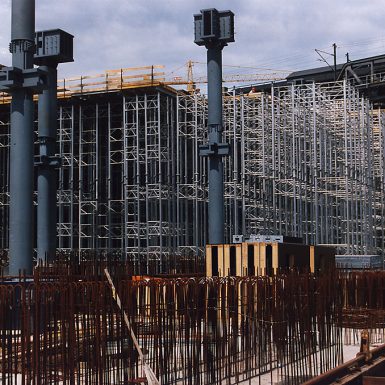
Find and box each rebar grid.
[0,267,344,385]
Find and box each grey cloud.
[0,0,384,80]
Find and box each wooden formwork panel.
[207,244,242,277]
[206,245,212,277]
[205,244,225,277]
[223,244,242,276]
[311,245,336,273]
[277,243,310,272]
[241,242,278,275]
[207,242,334,277]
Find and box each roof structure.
[241,53,385,106]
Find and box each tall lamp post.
[194,9,234,245]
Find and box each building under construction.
[3,3,385,384]
[0,64,384,271]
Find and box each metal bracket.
[194,9,234,47]
[34,29,74,66]
[34,155,62,168]
[199,142,230,157]
[0,66,47,92]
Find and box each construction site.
[1,66,384,266]
[1,1,385,384]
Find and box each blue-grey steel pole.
[37,65,57,263]
[207,44,224,244]
[9,0,35,275]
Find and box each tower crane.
[164,60,289,91]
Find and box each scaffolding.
[218,80,380,255]
[0,75,384,268]
[372,107,385,253]
[0,111,9,251]
[55,92,178,271]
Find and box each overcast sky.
[1,0,385,84]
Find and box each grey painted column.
[9,0,36,275]
[37,65,58,263]
[207,44,225,244]
[34,30,73,264]
[195,8,234,245]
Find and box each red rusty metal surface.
[1,259,385,384]
[363,377,385,385]
[0,262,345,385]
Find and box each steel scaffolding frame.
[0,80,383,267]
[57,92,179,271]
[58,104,77,250]
[372,108,385,253]
[219,81,378,255]
[176,92,207,257]
[123,93,176,267]
[0,112,9,251]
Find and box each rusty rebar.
[0,262,352,385]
